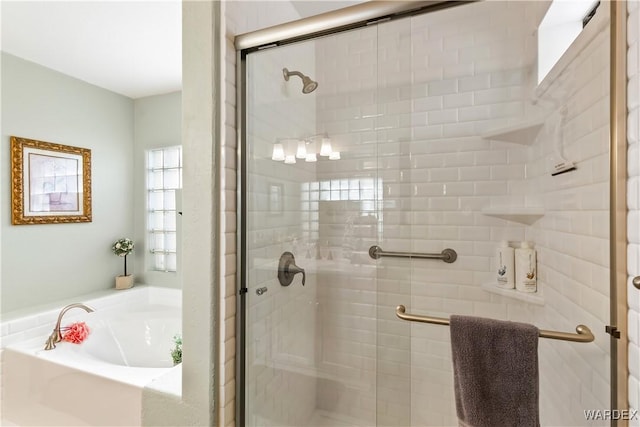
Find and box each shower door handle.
[278,252,306,286]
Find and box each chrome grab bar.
[395,305,594,343]
[369,245,457,263]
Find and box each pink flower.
[61,322,90,344]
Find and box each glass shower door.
[396,2,612,426]
[244,38,322,426]
[243,25,399,427]
[243,1,613,426]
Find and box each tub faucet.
[44,303,94,350]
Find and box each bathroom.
[2,1,640,426]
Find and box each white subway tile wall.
[628,1,640,425]
[222,4,237,424]
[314,1,610,426]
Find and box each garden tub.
[1,287,181,426]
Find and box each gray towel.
[450,315,539,427]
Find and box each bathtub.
[1,286,181,426]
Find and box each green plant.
[171,334,182,365]
[112,238,134,276]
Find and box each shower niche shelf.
[481,119,544,145]
[481,283,545,305]
[481,207,544,225]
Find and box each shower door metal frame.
[609,0,628,420]
[234,1,630,424]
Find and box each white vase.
[115,275,134,290]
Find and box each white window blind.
[147,146,182,272]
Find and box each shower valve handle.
[287,264,306,286]
[278,252,306,287]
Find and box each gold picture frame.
[10,136,92,225]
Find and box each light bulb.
[305,153,317,162]
[296,140,307,159]
[320,137,332,157]
[271,143,285,161]
[329,151,341,160]
[284,155,296,164]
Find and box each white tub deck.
[1,286,182,426]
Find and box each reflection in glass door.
[244,25,394,426]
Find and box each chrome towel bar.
[369,245,457,263]
[395,305,595,343]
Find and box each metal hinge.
[605,325,620,339]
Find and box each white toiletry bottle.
[496,240,515,289]
[515,241,537,292]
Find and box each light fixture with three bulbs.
[271,135,340,164]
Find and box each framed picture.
[10,136,92,225]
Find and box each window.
[147,146,182,272]
[537,0,600,84]
[300,177,383,245]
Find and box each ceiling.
[1,1,364,100]
[1,1,182,99]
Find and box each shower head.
[283,68,318,94]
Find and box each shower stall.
[236,1,626,426]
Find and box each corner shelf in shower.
[481,207,545,225]
[481,119,544,145]
[481,283,545,306]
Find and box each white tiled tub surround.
[0,286,182,426]
[235,2,618,427]
[628,0,640,424]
